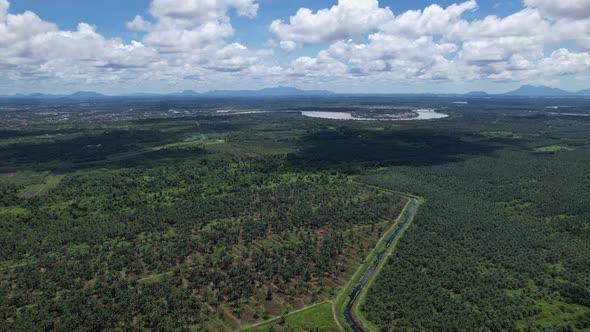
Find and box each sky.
[1,0,590,94]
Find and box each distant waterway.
[549,112,589,117]
[214,108,449,120]
[300,111,364,120]
[216,110,271,115]
[301,109,448,121]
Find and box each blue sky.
[1,0,590,94]
[8,0,523,46]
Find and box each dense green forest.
[1,97,589,331]
[359,109,590,331]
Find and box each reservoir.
[300,109,448,121]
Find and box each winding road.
[344,198,419,332]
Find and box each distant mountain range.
[1,85,589,100]
[502,85,590,96]
[206,86,334,97]
[0,86,335,100]
[442,86,590,97]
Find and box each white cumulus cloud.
[283,0,590,86]
[150,0,258,23]
[127,15,152,32]
[280,40,297,52]
[525,0,590,20]
[0,0,8,20]
[0,0,279,91]
[2,0,590,92]
[270,0,393,45]
[380,0,477,37]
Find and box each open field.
[533,144,574,153]
[245,302,339,332]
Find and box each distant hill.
[204,86,335,97]
[28,93,51,98]
[5,91,108,99]
[257,86,334,96]
[168,90,200,97]
[503,85,572,96]
[578,89,590,96]
[69,91,107,99]
[17,93,61,99]
[465,91,489,97]
[123,92,164,98]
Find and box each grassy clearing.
[481,131,515,138]
[497,199,533,210]
[533,145,573,153]
[207,140,297,156]
[0,206,30,217]
[507,279,590,330]
[244,302,339,332]
[137,271,174,284]
[3,170,50,187]
[545,214,577,222]
[516,300,590,330]
[545,262,566,274]
[282,303,339,331]
[0,256,37,271]
[20,174,65,198]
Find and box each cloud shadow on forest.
[290,128,526,169]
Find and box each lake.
[300,109,448,121]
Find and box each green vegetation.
[0,101,410,331]
[352,192,423,332]
[534,144,573,153]
[0,164,404,330]
[359,106,590,331]
[248,186,421,332]
[481,131,516,138]
[246,302,339,332]
[1,96,589,331]
[282,303,338,331]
